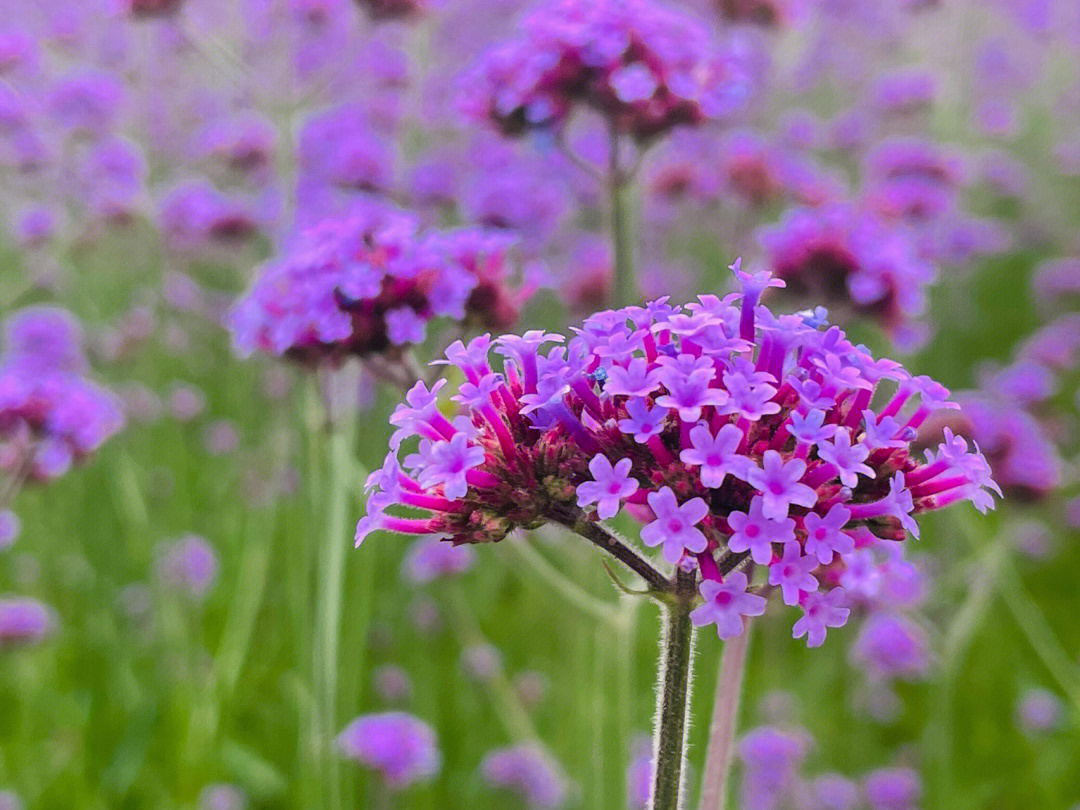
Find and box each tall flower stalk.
[609,123,637,307]
[312,399,357,810]
[697,622,753,810]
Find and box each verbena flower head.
[863,767,921,810]
[358,262,997,647]
[850,611,930,681]
[480,744,569,808]
[0,307,124,483]
[337,712,440,788]
[0,597,56,647]
[758,202,934,347]
[156,535,219,599]
[460,0,753,141]
[229,204,536,366]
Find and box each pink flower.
[641,487,709,564]
[691,572,767,639]
[577,454,640,519]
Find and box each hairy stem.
[650,571,697,810]
[697,622,753,810]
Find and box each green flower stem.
[608,124,636,307]
[650,571,698,810]
[313,415,357,810]
[696,621,753,810]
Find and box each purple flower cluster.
[229,203,536,366]
[480,744,569,808]
[337,711,440,788]
[0,307,124,484]
[758,202,934,346]
[358,264,996,647]
[738,723,922,810]
[0,596,56,647]
[460,0,753,141]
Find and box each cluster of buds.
[358,261,997,647]
[459,0,753,142]
[229,202,538,370]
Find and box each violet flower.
[0,597,56,647]
[480,744,569,808]
[337,712,440,788]
[459,0,753,142]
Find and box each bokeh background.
[2,0,1079,808]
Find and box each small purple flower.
[727,496,795,565]
[611,63,658,103]
[787,408,837,447]
[156,535,218,599]
[816,428,874,488]
[641,487,708,564]
[0,792,21,810]
[792,589,850,648]
[576,454,640,519]
[168,384,206,422]
[203,420,239,456]
[1016,688,1062,735]
[680,423,751,489]
[337,712,440,788]
[746,450,817,520]
[415,433,486,500]
[0,510,19,550]
[851,612,930,681]
[655,369,729,423]
[809,775,859,810]
[768,543,819,606]
[691,571,767,639]
[386,307,428,346]
[802,505,853,565]
[462,643,503,681]
[403,537,475,584]
[863,767,921,810]
[618,397,667,442]
[374,664,413,703]
[605,358,663,398]
[197,784,247,810]
[0,597,56,646]
[626,735,653,809]
[480,744,569,809]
